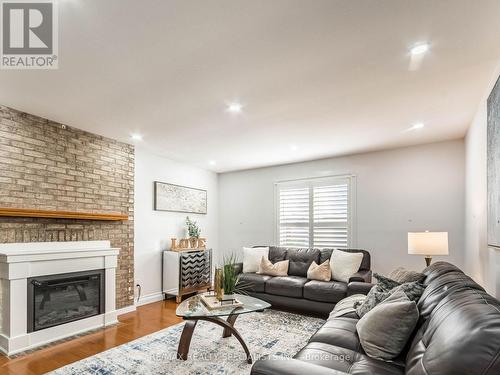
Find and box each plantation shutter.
[278,186,310,247]
[313,182,349,248]
[277,177,352,249]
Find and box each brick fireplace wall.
[0,105,134,309]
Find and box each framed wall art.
[154,181,207,214]
[487,75,500,248]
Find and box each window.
[275,176,355,249]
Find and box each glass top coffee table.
[176,293,271,363]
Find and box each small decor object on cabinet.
[189,237,198,248]
[162,249,212,303]
[197,237,206,249]
[171,237,207,251]
[154,181,207,214]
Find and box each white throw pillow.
[330,250,363,282]
[242,247,269,273]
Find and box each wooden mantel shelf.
[0,208,128,221]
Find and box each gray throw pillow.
[373,273,400,291]
[388,267,425,283]
[357,291,419,360]
[354,272,399,317]
[355,279,424,318]
[355,285,389,318]
[390,281,425,302]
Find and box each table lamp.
[408,231,448,267]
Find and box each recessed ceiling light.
[209,160,216,166]
[227,102,243,113]
[410,43,430,56]
[290,144,298,151]
[410,122,425,130]
[130,133,143,141]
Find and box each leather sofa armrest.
[348,269,372,283]
[234,262,243,275]
[251,356,347,375]
[347,281,374,296]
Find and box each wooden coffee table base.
[177,314,252,364]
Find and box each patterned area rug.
[47,310,324,375]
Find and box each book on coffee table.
[200,293,244,310]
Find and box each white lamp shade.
[408,232,449,256]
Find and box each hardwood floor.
[0,300,183,375]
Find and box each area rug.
[47,309,325,375]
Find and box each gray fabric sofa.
[251,262,500,375]
[235,246,372,317]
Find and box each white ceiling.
[1,0,500,172]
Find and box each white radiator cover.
[0,240,119,355]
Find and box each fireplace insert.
[27,270,105,332]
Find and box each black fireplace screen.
[27,270,105,332]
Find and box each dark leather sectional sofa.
[236,246,373,317]
[251,262,500,375]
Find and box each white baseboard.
[136,291,164,306]
[115,292,168,317]
[116,304,137,316]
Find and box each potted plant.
[185,216,201,248]
[222,254,248,299]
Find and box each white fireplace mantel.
[0,240,119,355]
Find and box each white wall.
[218,140,465,276]
[134,147,218,304]
[465,64,500,297]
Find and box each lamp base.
[424,256,432,267]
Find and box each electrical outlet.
[135,282,142,303]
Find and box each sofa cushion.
[237,273,272,293]
[265,276,308,298]
[329,294,366,319]
[309,317,361,351]
[286,248,320,277]
[417,261,484,320]
[405,262,500,375]
[304,280,347,303]
[267,246,288,263]
[294,342,404,375]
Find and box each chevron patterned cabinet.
[162,249,212,303]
